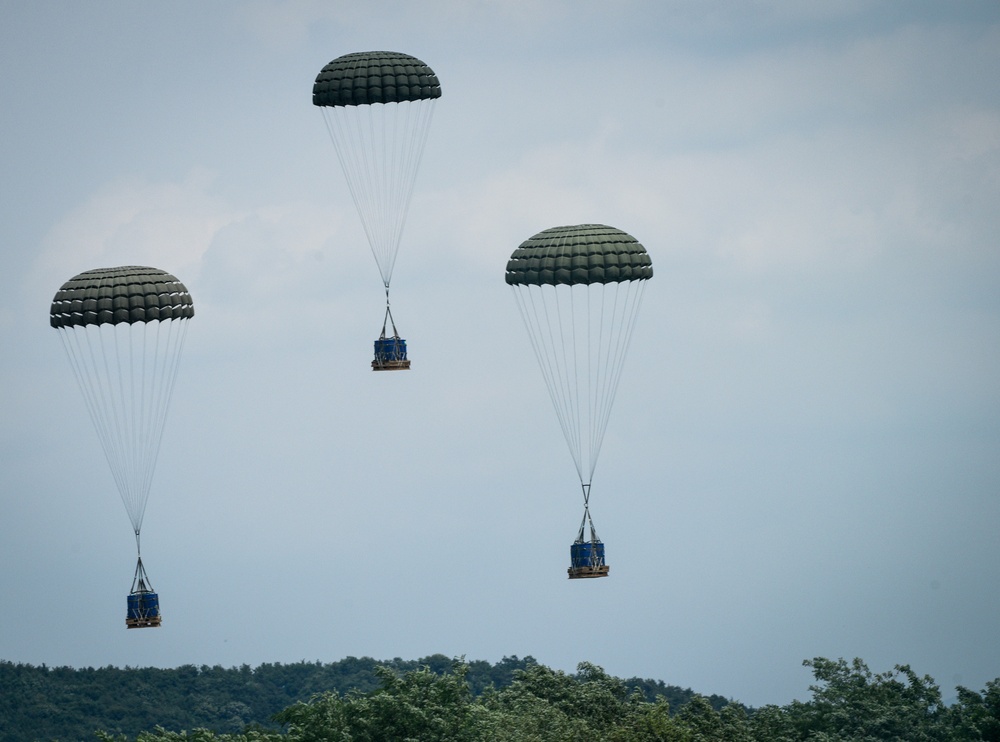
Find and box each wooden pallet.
[567,565,610,579]
[126,616,162,629]
[372,359,411,371]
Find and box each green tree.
[275,662,477,742]
[747,704,798,742]
[949,679,1000,741]
[47,655,1000,742]
[610,697,690,742]
[783,657,951,741]
[480,660,707,742]
[97,730,281,742]
[482,662,632,738]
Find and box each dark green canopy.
[50,266,194,329]
[505,224,653,286]
[313,51,441,108]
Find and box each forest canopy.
[2,655,997,741]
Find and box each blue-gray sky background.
[1,1,998,708]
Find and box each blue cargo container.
[127,594,139,620]
[571,540,606,569]
[127,592,160,624]
[374,337,407,362]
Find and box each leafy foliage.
[0,655,706,741]
[782,657,949,740]
[3,656,999,741]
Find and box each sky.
[1,0,999,710]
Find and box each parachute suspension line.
[388,98,435,285]
[586,285,596,482]
[156,319,189,518]
[115,322,144,534]
[57,327,131,516]
[379,104,395,277]
[373,101,388,263]
[587,282,616,484]
[511,285,557,410]
[589,283,611,483]
[110,320,147,534]
[320,98,436,290]
[94,324,137,526]
[601,280,647,472]
[128,319,141,532]
[511,278,649,488]
[135,322,153,535]
[585,279,649,484]
[550,283,582,477]
[565,284,583,479]
[321,106,382,279]
[56,318,191,539]
[110,328,134,516]
[511,284,585,481]
[511,286,565,451]
[134,317,191,535]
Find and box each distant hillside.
[0,655,731,742]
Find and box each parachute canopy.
[507,224,651,486]
[50,266,194,328]
[51,266,193,540]
[505,224,653,286]
[313,51,440,295]
[313,51,441,107]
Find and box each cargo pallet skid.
[126,615,162,629]
[372,358,410,371]
[568,564,610,579]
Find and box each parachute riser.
[569,482,608,579]
[380,291,400,340]
[130,553,153,595]
[574,483,600,544]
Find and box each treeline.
[0,655,726,742]
[5,656,999,741]
[93,658,999,742]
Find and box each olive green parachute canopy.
[50,266,194,329]
[505,224,653,286]
[506,223,653,546]
[313,51,442,108]
[51,265,194,545]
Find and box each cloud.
[31,170,242,303]
[28,170,374,343]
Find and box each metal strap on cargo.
[131,554,154,595]
[575,483,601,544]
[380,290,401,341]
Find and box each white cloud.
[29,170,373,342]
[32,170,242,301]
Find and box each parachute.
[50,266,194,627]
[506,225,652,578]
[313,50,441,370]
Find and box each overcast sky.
[2,0,999,709]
